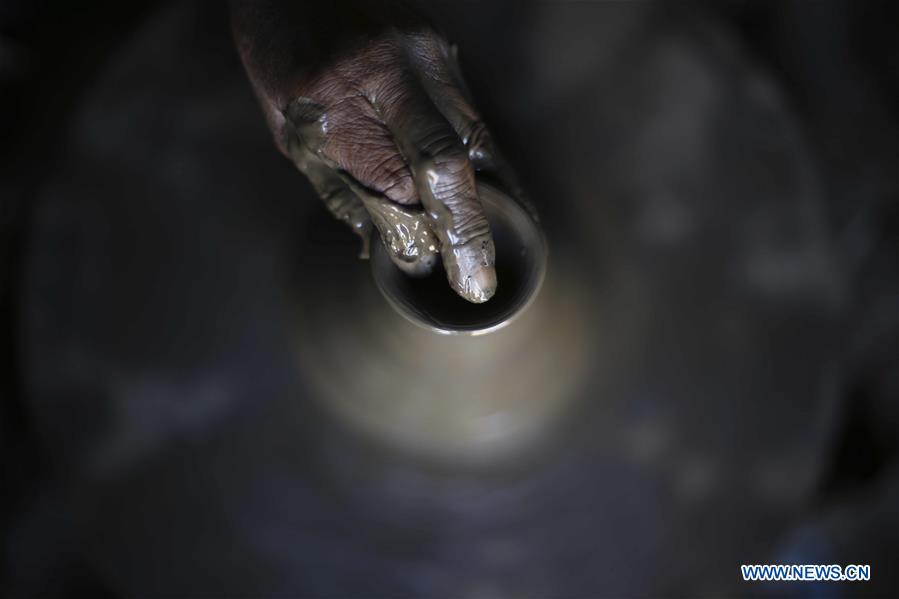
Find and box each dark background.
[1,0,897,597]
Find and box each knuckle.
[465,121,496,167]
[404,30,454,81]
[419,141,473,192]
[362,149,404,179]
[435,148,471,177]
[451,209,491,243]
[425,156,475,196]
[383,172,417,204]
[420,129,467,164]
[368,69,409,108]
[354,145,416,203]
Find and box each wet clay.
[414,158,496,302]
[284,97,506,300]
[284,98,440,273]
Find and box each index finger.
[375,71,497,303]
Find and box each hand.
[233,1,510,303]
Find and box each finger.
[404,35,496,170]
[420,69,532,211]
[408,38,541,224]
[376,71,497,303]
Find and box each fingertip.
[383,172,418,205]
[465,265,498,303]
[444,235,498,303]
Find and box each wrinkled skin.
[231,0,525,302]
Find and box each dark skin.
[231,0,516,302]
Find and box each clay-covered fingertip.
[457,265,497,304]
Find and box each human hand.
[234,2,513,303]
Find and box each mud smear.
[285,96,509,302]
[284,97,441,273]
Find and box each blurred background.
[1,0,897,596]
